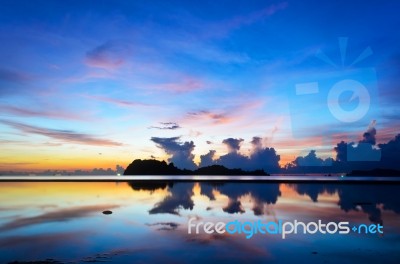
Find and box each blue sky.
[0,0,399,171]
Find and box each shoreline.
[1,175,400,183]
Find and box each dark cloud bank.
[149,124,400,174]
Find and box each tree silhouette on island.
[123,159,268,176]
[123,159,400,177]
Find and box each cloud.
[0,204,119,232]
[150,137,196,170]
[154,77,203,93]
[184,2,288,40]
[297,126,399,172]
[83,94,152,108]
[360,120,377,145]
[248,147,281,173]
[187,110,232,124]
[215,138,248,169]
[347,142,382,162]
[250,136,263,150]
[214,138,250,170]
[149,122,180,130]
[0,105,85,120]
[0,68,31,83]
[219,2,289,33]
[155,2,287,66]
[211,137,280,172]
[0,162,38,167]
[222,138,244,152]
[199,150,216,167]
[0,119,123,146]
[293,150,333,166]
[0,68,34,96]
[85,40,130,69]
[334,141,348,163]
[185,99,264,126]
[172,41,250,64]
[334,122,381,163]
[249,137,282,170]
[217,152,250,170]
[378,134,400,169]
[188,129,202,137]
[156,136,280,172]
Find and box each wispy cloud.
[0,68,32,83]
[82,94,152,108]
[152,2,288,66]
[169,2,288,41]
[167,40,250,64]
[0,120,123,146]
[0,105,86,120]
[187,110,232,124]
[184,98,265,126]
[0,162,38,167]
[85,40,131,69]
[152,77,204,93]
[219,2,288,32]
[0,68,34,96]
[149,122,181,130]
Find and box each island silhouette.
[123,159,268,176]
[123,159,400,176]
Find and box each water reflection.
[128,181,400,223]
[291,183,400,224]
[199,183,281,215]
[0,181,399,263]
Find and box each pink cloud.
[224,2,289,30]
[0,119,123,147]
[85,41,131,70]
[0,105,87,121]
[187,110,233,124]
[0,68,33,83]
[63,70,116,84]
[183,98,265,126]
[154,77,204,93]
[82,94,152,108]
[197,2,288,39]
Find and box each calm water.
[0,180,399,263]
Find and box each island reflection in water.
[0,181,399,263]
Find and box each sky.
[0,0,399,172]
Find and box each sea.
[0,176,399,263]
